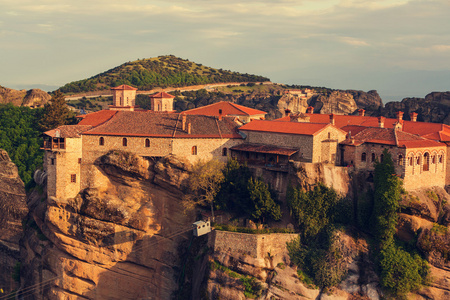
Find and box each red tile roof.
[183,101,267,117]
[78,110,118,127]
[230,143,299,156]
[84,111,242,139]
[239,120,333,136]
[276,113,450,143]
[44,125,93,138]
[149,92,175,98]
[111,84,137,90]
[340,127,445,148]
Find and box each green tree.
[39,91,71,131]
[247,177,281,223]
[183,159,225,221]
[215,159,282,224]
[215,159,252,214]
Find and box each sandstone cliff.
[383,91,450,124]
[0,149,28,294]
[0,85,51,107]
[20,152,194,299]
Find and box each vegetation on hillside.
[371,150,429,296]
[184,159,281,224]
[0,104,43,187]
[286,184,350,288]
[58,55,270,93]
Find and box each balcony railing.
[42,139,65,150]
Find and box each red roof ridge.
[111,84,137,90]
[150,91,175,98]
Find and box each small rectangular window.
[78,158,82,164]
[71,174,76,183]
[51,158,55,165]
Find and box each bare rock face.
[383,91,450,124]
[0,85,50,107]
[290,162,351,197]
[309,91,358,115]
[396,187,450,299]
[20,152,194,299]
[0,149,28,294]
[276,94,308,116]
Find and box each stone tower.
[149,92,175,112]
[110,84,138,111]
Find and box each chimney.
[347,131,352,139]
[187,123,191,134]
[378,116,385,128]
[329,113,335,125]
[306,106,314,114]
[410,112,418,122]
[182,114,187,131]
[396,111,404,122]
[218,109,223,121]
[284,109,291,117]
[358,109,365,116]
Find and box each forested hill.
[59,55,270,94]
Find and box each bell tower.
[149,92,175,112]
[110,85,138,111]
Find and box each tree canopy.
[39,91,71,131]
[0,104,43,187]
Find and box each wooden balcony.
[42,138,65,150]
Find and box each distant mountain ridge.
[58,55,270,94]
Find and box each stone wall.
[242,125,345,164]
[313,126,346,164]
[209,230,298,259]
[243,131,314,161]
[80,134,242,190]
[113,89,136,107]
[343,143,447,190]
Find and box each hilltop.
[58,55,270,94]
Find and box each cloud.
[337,36,370,47]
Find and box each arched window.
[222,148,228,156]
[439,155,443,163]
[123,138,128,147]
[398,155,403,166]
[408,156,413,166]
[432,155,436,164]
[371,153,376,162]
[192,146,197,155]
[380,154,384,162]
[145,138,150,148]
[328,132,331,139]
[361,152,366,162]
[416,156,421,165]
[423,153,430,171]
[99,137,104,146]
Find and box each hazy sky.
[1,0,450,102]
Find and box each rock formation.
[0,85,51,107]
[309,91,359,115]
[383,91,450,124]
[20,152,194,299]
[0,149,28,294]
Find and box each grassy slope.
[59,55,270,94]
